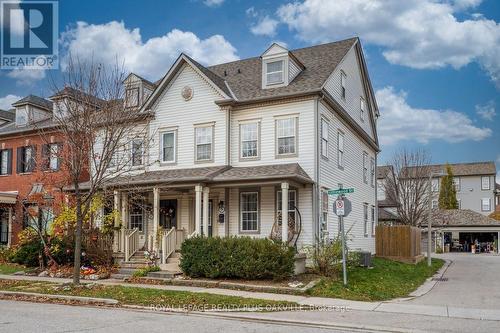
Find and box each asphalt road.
[0,300,362,333]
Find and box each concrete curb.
[408,259,452,298]
[0,290,119,305]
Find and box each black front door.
[160,199,177,229]
[0,209,8,245]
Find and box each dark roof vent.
[223,70,227,76]
[237,69,241,74]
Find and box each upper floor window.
[42,143,61,171]
[432,178,439,192]
[125,87,139,108]
[360,98,366,122]
[131,139,144,167]
[17,145,35,173]
[340,71,347,99]
[0,149,12,175]
[363,152,368,184]
[371,205,375,237]
[481,198,491,211]
[363,203,368,237]
[240,122,259,159]
[337,131,344,168]
[240,191,259,232]
[370,157,375,187]
[161,130,176,163]
[195,125,213,162]
[16,107,27,126]
[481,176,490,190]
[453,177,460,192]
[321,118,329,158]
[276,117,297,156]
[266,60,284,85]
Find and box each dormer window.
[266,60,284,85]
[125,87,139,108]
[16,106,27,126]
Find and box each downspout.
[313,97,321,245]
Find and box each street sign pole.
[337,195,348,286]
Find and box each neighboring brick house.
[0,95,88,247]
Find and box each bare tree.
[384,149,431,227]
[48,55,151,284]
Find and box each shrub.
[307,236,360,278]
[133,265,161,277]
[180,236,295,280]
[9,239,44,267]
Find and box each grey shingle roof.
[377,165,393,179]
[212,163,313,184]
[378,207,399,221]
[208,38,357,102]
[0,117,57,136]
[12,94,53,110]
[405,162,496,177]
[0,109,14,122]
[50,87,106,106]
[422,209,500,227]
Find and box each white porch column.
[195,185,203,235]
[7,207,12,248]
[203,187,210,237]
[112,190,120,252]
[153,187,160,251]
[281,182,289,244]
[121,192,128,251]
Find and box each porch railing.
[125,228,140,262]
[161,227,176,264]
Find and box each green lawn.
[0,279,296,310]
[0,264,25,275]
[308,257,444,301]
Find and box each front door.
[0,209,8,245]
[160,199,177,229]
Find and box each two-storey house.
[101,38,380,264]
[0,95,87,247]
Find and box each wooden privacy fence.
[376,225,424,264]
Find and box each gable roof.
[405,162,496,177]
[422,209,500,227]
[184,54,232,97]
[50,87,106,106]
[0,109,14,122]
[208,37,357,102]
[377,165,394,179]
[12,94,53,111]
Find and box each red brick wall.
[0,129,89,245]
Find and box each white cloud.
[376,86,492,145]
[0,94,22,110]
[277,0,500,86]
[60,21,239,80]
[250,16,279,37]
[6,68,46,85]
[475,101,496,121]
[203,0,224,7]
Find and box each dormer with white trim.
[123,73,156,109]
[261,43,304,89]
[11,95,53,127]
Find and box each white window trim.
[276,189,297,224]
[239,120,260,160]
[481,198,491,212]
[266,60,285,86]
[453,177,460,192]
[371,205,375,237]
[360,97,366,122]
[275,116,298,158]
[48,143,59,171]
[363,152,368,184]
[239,191,259,233]
[370,157,375,187]
[363,203,368,237]
[195,124,214,163]
[340,71,347,99]
[337,130,344,169]
[481,176,490,190]
[321,118,329,159]
[125,87,140,108]
[131,139,144,167]
[160,129,177,164]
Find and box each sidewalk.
[1,273,500,322]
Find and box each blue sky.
[0,0,499,180]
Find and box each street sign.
[335,199,345,216]
[328,188,354,195]
[333,197,352,217]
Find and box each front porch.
[109,164,314,269]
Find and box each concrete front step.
[166,257,180,264]
[147,271,182,279]
[119,262,148,269]
[117,268,139,275]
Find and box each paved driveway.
[408,253,500,309]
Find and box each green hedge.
[180,236,295,280]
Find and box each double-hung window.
[161,130,176,163]
[266,60,284,85]
[363,203,368,237]
[321,190,328,236]
[337,131,344,168]
[129,202,144,231]
[321,118,329,158]
[240,122,259,159]
[481,176,490,190]
[371,205,375,237]
[276,117,297,156]
[370,157,375,187]
[240,191,259,232]
[453,177,460,192]
[277,189,297,225]
[195,125,213,162]
[360,98,366,121]
[125,87,139,108]
[340,71,347,99]
[17,146,35,173]
[363,152,368,184]
[131,139,144,167]
[481,198,491,212]
[0,149,12,175]
[42,143,61,171]
[432,178,439,192]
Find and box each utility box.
[359,251,372,267]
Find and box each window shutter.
[6,149,12,174]
[41,144,49,171]
[16,147,23,173]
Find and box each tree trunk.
[73,186,83,284]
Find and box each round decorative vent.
[181,86,193,101]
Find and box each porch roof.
[211,163,313,184]
[0,191,18,204]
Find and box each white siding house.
[97,37,380,263]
